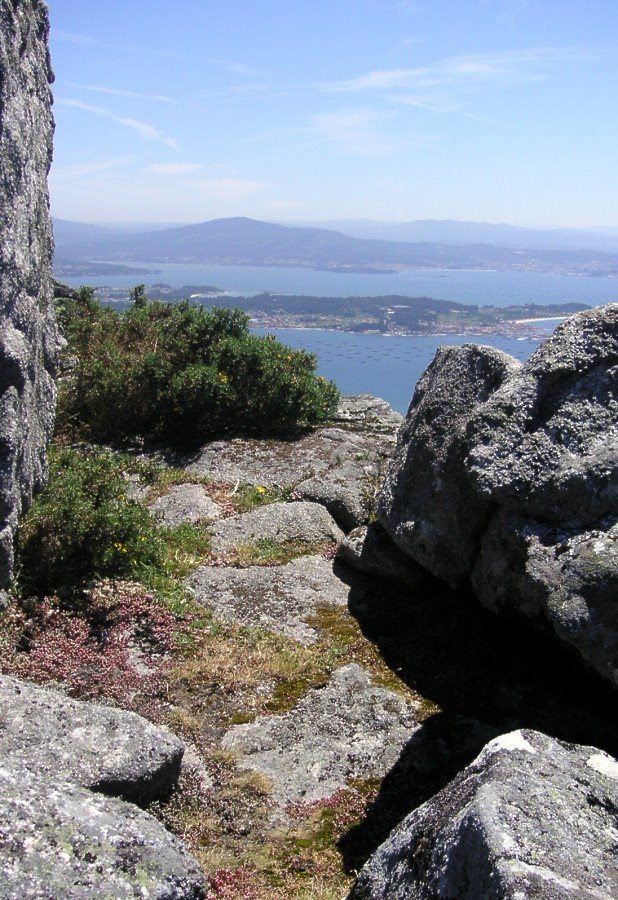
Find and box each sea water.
[59,262,612,413]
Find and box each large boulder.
[377,306,618,687]
[350,729,618,899]
[209,500,343,553]
[377,345,519,584]
[0,0,59,589]
[0,675,184,805]
[0,760,206,899]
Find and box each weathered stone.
[376,307,618,686]
[168,395,400,492]
[350,729,618,900]
[333,395,404,435]
[187,555,352,644]
[0,675,184,805]
[473,512,618,688]
[210,500,343,553]
[337,523,428,589]
[377,345,519,584]
[149,482,222,527]
[465,305,618,528]
[0,760,206,899]
[222,664,418,805]
[297,458,381,532]
[0,0,60,587]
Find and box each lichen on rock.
[0,0,60,589]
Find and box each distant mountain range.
[53,216,618,277]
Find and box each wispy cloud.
[54,30,265,76]
[50,156,135,181]
[56,99,179,149]
[320,47,598,95]
[149,163,203,175]
[67,83,177,104]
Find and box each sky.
[47,1,618,228]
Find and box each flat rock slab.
[187,556,352,644]
[0,676,184,805]
[0,762,206,900]
[222,664,418,805]
[210,501,343,552]
[350,729,618,900]
[170,396,401,493]
[148,483,222,527]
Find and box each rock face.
[378,345,519,584]
[349,729,618,900]
[0,0,59,589]
[0,675,184,805]
[377,307,618,687]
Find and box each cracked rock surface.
[222,664,419,805]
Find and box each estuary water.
[60,262,615,414]
[253,327,541,414]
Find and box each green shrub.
[15,447,165,596]
[56,291,340,446]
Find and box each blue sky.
[47,1,618,227]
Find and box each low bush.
[56,288,340,446]
[15,446,165,596]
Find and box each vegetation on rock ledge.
[56,286,340,447]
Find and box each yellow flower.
[218,372,229,384]
[256,486,267,494]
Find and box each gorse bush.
[15,446,165,596]
[56,288,340,445]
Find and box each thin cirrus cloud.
[66,83,178,104]
[56,99,179,150]
[321,47,598,92]
[54,30,265,76]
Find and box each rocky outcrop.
[169,396,401,532]
[0,760,206,899]
[349,729,618,899]
[377,345,520,584]
[149,482,222,527]
[0,675,206,897]
[377,306,618,687]
[0,0,59,589]
[188,555,352,644]
[0,675,184,805]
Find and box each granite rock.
[350,729,618,899]
[210,500,343,553]
[0,760,206,900]
[222,664,419,805]
[187,555,352,644]
[0,0,60,587]
[0,675,185,805]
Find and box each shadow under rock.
[337,569,618,873]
